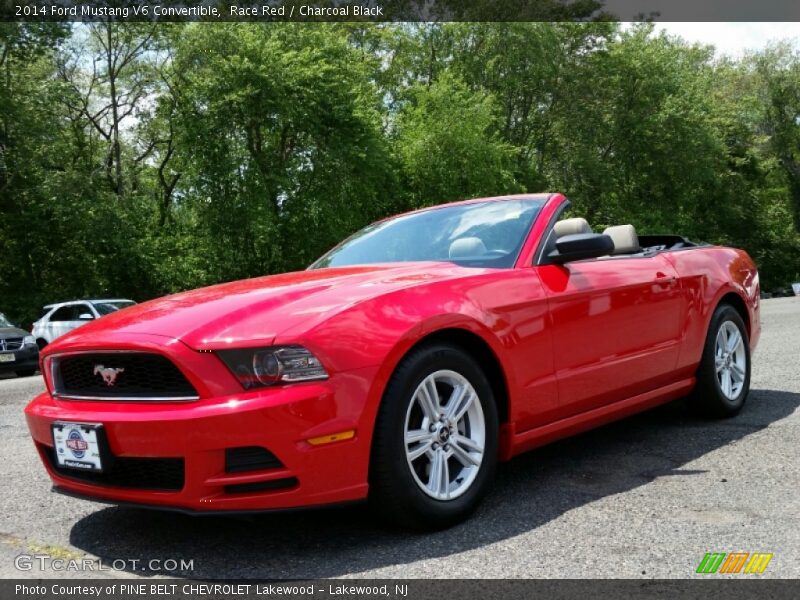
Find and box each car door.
[46,306,75,342]
[538,254,685,417]
[66,303,95,335]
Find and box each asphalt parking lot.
[1,297,798,580]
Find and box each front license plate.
[52,422,104,472]
[0,353,14,363]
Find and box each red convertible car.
[25,193,760,528]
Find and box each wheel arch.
[404,327,511,425]
[716,291,751,340]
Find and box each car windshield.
[92,301,135,316]
[0,313,12,328]
[310,199,544,269]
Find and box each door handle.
[654,272,677,287]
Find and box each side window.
[49,306,74,322]
[75,304,94,319]
[535,201,573,265]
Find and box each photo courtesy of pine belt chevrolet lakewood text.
[24,193,760,529]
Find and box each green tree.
[394,71,519,206]
[448,22,617,190]
[751,43,800,232]
[0,24,72,322]
[169,24,397,279]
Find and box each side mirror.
[78,313,94,320]
[549,233,614,264]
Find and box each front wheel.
[692,304,751,418]
[369,343,498,529]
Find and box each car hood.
[54,263,483,350]
[0,327,29,338]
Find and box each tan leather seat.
[603,224,641,255]
[553,217,592,238]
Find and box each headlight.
[217,345,328,389]
[23,336,35,346]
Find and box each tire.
[369,343,498,529]
[15,369,36,377]
[692,304,751,418]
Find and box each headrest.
[449,237,488,259]
[554,218,592,238]
[603,224,640,255]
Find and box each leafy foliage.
[1,23,799,325]
[395,71,519,204]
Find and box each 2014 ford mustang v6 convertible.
[25,193,760,528]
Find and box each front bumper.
[25,363,378,512]
[0,344,39,373]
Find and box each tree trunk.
[106,24,123,196]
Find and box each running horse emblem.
[93,365,125,386]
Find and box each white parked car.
[32,299,136,349]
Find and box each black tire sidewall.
[370,343,498,527]
[697,305,751,416]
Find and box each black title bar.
[3,0,800,22]
[7,579,800,600]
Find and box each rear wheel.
[693,304,750,418]
[369,343,498,529]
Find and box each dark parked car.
[0,313,39,377]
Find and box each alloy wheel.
[404,370,486,500]
[715,320,747,401]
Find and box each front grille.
[54,353,198,400]
[43,445,184,491]
[1,337,23,351]
[225,446,284,473]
